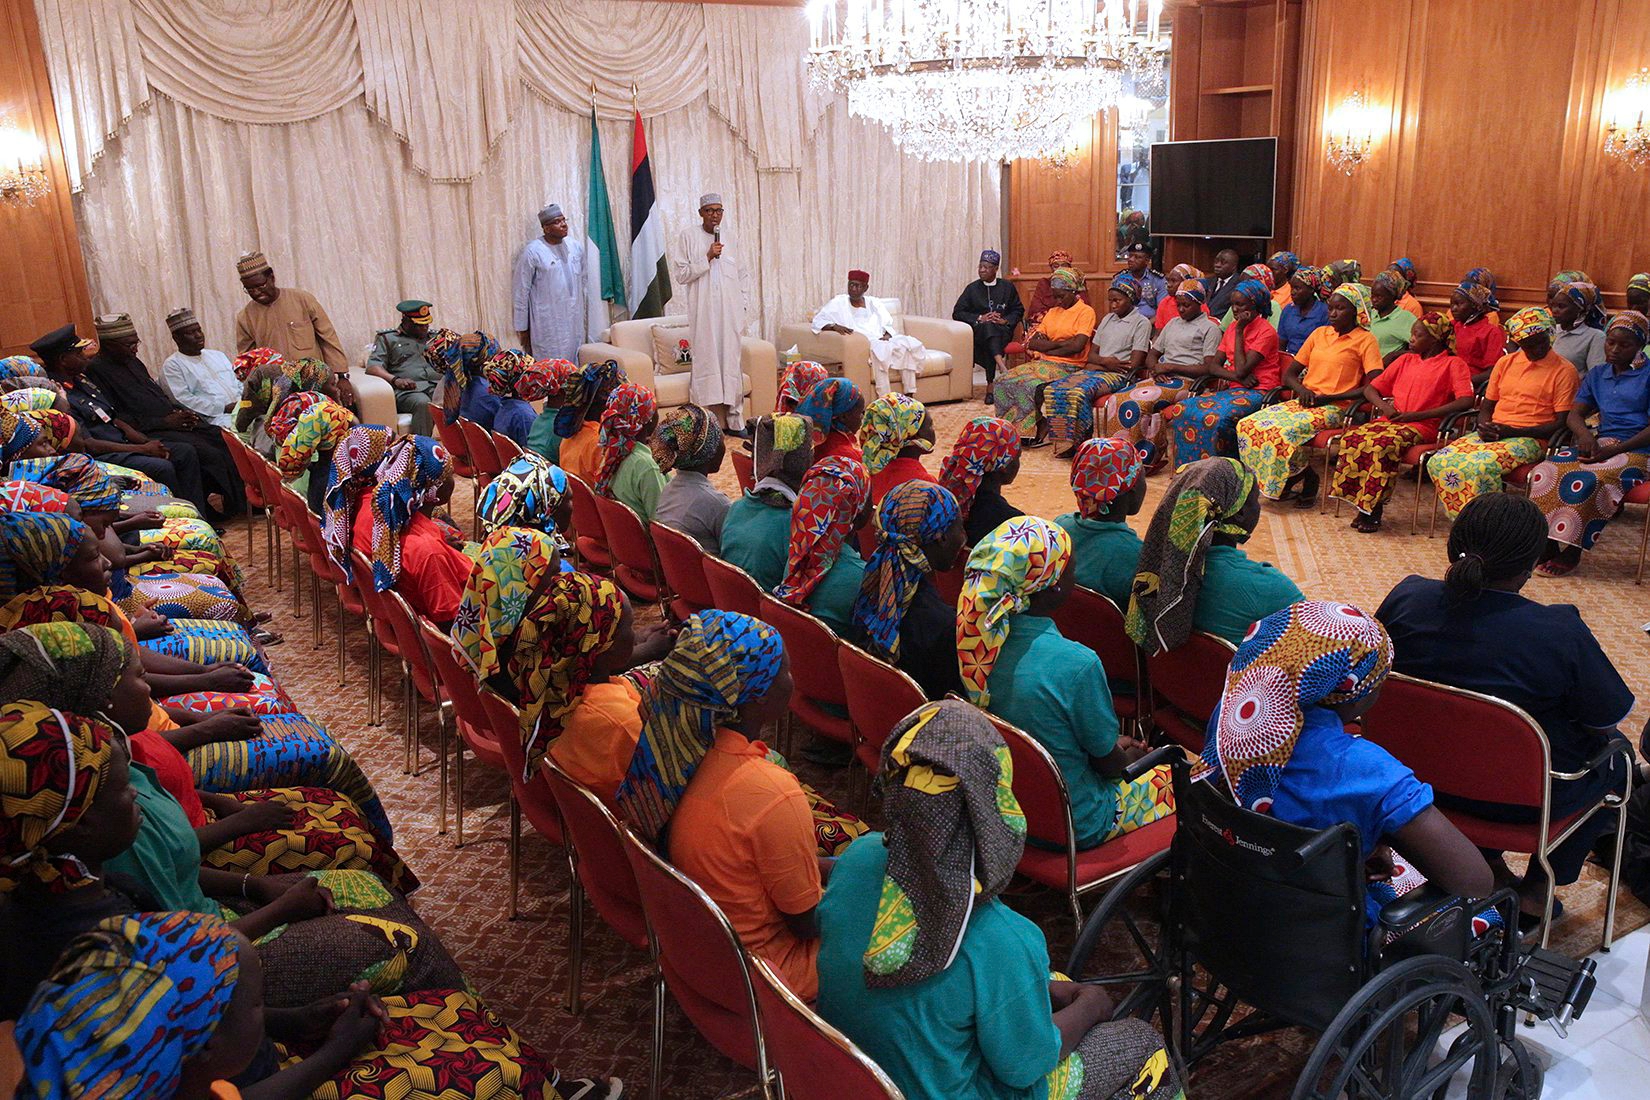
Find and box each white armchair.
[352,343,411,435]
[776,297,974,405]
[577,315,779,419]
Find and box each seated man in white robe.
[811,269,927,397]
[159,306,240,430]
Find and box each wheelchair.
[1066,749,1598,1099]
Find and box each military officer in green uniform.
[365,299,440,435]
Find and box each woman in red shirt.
[1165,279,1284,466]
[1450,279,1506,381]
[795,377,866,466]
[861,393,937,503]
[1327,312,1477,531]
[353,435,472,628]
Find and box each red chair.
[650,521,716,621]
[620,823,776,1100]
[434,413,475,479]
[492,430,522,463]
[983,707,1176,935]
[837,642,927,778]
[1049,586,1140,729]
[566,473,612,570]
[461,418,503,484]
[1625,480,1650,584]
[379,590,448,779]
[219,427,272,567]
[701,554,765,616]
[271,484,316,618]
[477,684,565,920]
[250,456,287,592]
[1362,672,1634,950]
[730,447,755,492]
[594,494,664,607]
[348,548,406,731]
[295,499,361,672]
[758,593,853,754]
[543,762,649,1015]
[1144,631,1238,753]
[419,620,508,845]
[748,955,904,1100]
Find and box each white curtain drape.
[41,0,1003,367]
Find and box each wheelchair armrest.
[1376,883,1459,933]
[1124,744,1183,782]
[1261,385,1290,406]
[1545,426,1574,454]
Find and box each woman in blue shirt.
[1529,310,1650,576]
[1276,267,1331,355]
[1200,601,1494,926]
[816,699,1182,1100]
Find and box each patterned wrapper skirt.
[1165,387,1267,467]
[1424,433,1547,519]
[1047,1016,1183,1100]
[139,619,270,675]
[1236,400,1347,498]
[1097,378,1194,468]
[1529,444,1650,550]
[993,358,1075,437]
[1043,369,1130,444]
[203,786,417,891]
[136,517,246,591]
[160,671,294,715]
[1326,420,1427,515]
[763,747,869,856]
[114,569,250,624]
[188,712,392,841]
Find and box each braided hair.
[1443,493,1546,602]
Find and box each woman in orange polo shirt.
[1426,307,1580,519]
[1236,282,1385,505]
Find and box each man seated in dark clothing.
[30,323,208,510]
[85,312,244,518]
[952,249,1024,391]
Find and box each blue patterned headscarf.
[850,480,961,660]
[1232,278,1273,315]
[368,434,452,591]
[18,911,241,1100]
[477,452,570,549]
[1267,251,1300,279]
[794,377,865,436]
[1,406,44,464]
[554,359,624,438]
[0,355,42,380]
[0,512,89,600]
[1109,272,1143,305]
[615,610,786,844]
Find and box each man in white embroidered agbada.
[513,203,589,361]
[811,269,927,397]
[671,193,750,432]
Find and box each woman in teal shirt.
[1053,436,1146,608]
[773,455,871,635]
[958,517,1175,848]
[720,413,815,589]
[1126,457,1303,653]
[816,700,1182,1100]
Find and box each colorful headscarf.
[752,414,815,500]
[774,455,871,605]
[1454,279,1496,317]
[266,390,327,446]
[1231,279,1271,315]
[1504,306,1554,345]
[1548,269,1591,294]
[777,361,830,414]
[453,527,619,757]
[863,700,1025,987]
[0,622,128,727]
[322,425,392,579]
[651,404,722,473]
[1240,263,1276,291]
[1072,437,1143,519]
[477,452,570,543]
[850,481,959,660]
[481,349,536,399]
[1551,278,1606,329]
[1109,272,1143,304]
[275,397,356,479]
[955,517,1072,706]
[554,359,624,438]
[369,435,451,591]
[0,354,42,379]
[1331,282,1373,329]
[1326,259,1362,285]
[1607,310,1650,347]
[1463,267,1499,308]
[523,357,581,406]
[279,358,332,402]
[1267,252,1300,279]
[594,382,657,495]
[1390,257,1418,283]
[0,693,115,895]
[1373,268,1411,299]
[1,406,43,464]
[859,393,931,475]
[433,331,502,421]
[1,387,62,414]
[0,586,138,648]
[1048,249,1074,267]
[1,481,74,514]
[1196,601,1394,810]
[19,454,126,513]
[1048,267,1083,293]
[1290,266,1325,298]
[17,911,240,1100]
[794,377,864,437]
[1630,273,1650,297]
[1126,457,1257,655]
[0,513,89,600]
[1415,310,1457,353]
[1174,280,1209,305]
[1167,263,1204,284]
[231,346,283,381]
[936,416,1020,520]
[24,409,75,453]
[615,610,786,844]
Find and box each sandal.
[1052,446,1077,460]
[1023,435,1053,450]
[1350,514,1382,533]
[1292,469,1320,510]
[1534,558,1578,578]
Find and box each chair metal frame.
[747,954,906,1100]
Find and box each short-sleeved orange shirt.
[558,420,604,487]
[546,679,642,802]
[1294,326,1384,399]
[1485,351,1580,428]
[1032,300,1099,366]
[669,729,823,1000]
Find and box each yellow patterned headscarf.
[859,393,931,475]
[0,693,117,895]
[1504,306,1555,345]
[1331,282,1373,329]
[274,396,357,479]
[955,516,1072,706]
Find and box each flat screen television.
[1148,138,1277,239]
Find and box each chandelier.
[806,0,1170,163]
[1604,68,1650,171]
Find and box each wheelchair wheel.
[1292,956,1500,1100]
[1493,1039,1542,1100]
[1064,849,1173,1025]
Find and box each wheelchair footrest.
[1513,948,1596,1034]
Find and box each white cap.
[539,203,564,223]
[698,193,723,208]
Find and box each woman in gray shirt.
[1096,282,1222,470]
[1043,273,1153,456]
[652,403,732,553]
[1548,276,1606,375]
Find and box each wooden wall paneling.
[1006,111,1110,302]
[1269,0,1301,247]
[0,0,92,357]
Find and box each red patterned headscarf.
[266,391,327,444]
[1,481,74,514]
[1071,437,1143,518]
[777,361,830,414]
[595,383,658,495]
[774,455,871,605]
[1414,310,1456,354]
[231,347,283,381]
[937,416,1021,520]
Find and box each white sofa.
[352,343,411,434]
[578,315,778,419]
[776,297,974,405]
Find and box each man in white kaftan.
[671,193,749,432]
[513,203,588,361]
[159,306,239,430]
[811,270,927,396]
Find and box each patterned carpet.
[239,385,1648,1098]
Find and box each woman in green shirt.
[594,381,667,521]
[1369,270,1415,365]
[1053,436,1146,608]
[773,455,871,636]
[721,413,816,589]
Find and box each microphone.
[713,229,720,244]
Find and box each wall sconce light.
[1604,68,1650,170]
[1038,119,1091,174]
[1324,91,1376,175]
[0,123,49,205]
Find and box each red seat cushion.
[1016,816,1177,889]
[1400,442,1446,465]
[1441,804,1595,854]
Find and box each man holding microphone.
[672,193,751,433]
